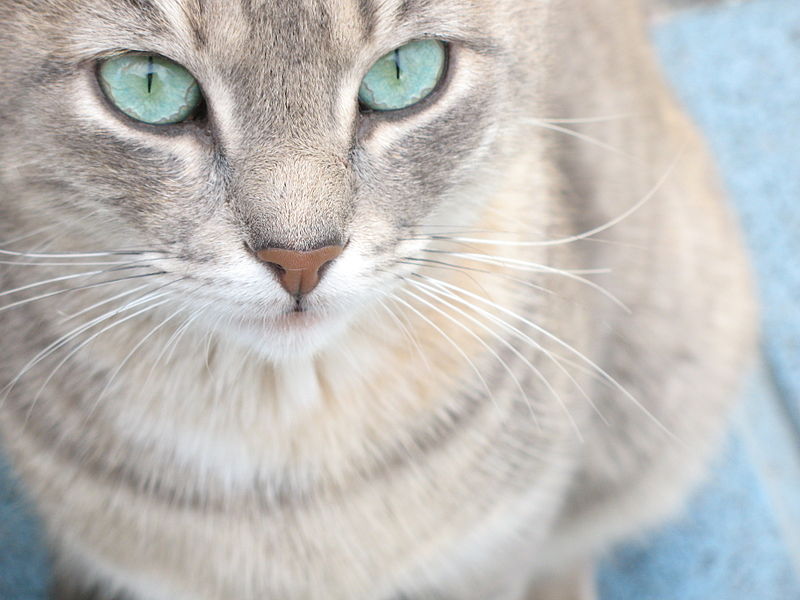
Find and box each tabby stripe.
[357,0,377,39]
[4,349,521,512]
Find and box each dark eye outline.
[357,40,452,119]
[94,51,208,131]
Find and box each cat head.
[0,0,548,360]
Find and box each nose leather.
[255,245,344,296]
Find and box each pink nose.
[255,245,344,296]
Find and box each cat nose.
[255,244,344,296]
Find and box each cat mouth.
[279,307,318,326]
[251,304,324,331]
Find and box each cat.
[0,0,755,599]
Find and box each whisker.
[138,296,217,396]
[90,294,194,413]
[398,257,501,300]
[1,282,182,403]
[537,114,635,124]
[0,271,166,315]
[0,258,170,267]
[0,269,110,298]
[421,251,629,312]
[59,282,159,323]
[0,264,158,298]
[0,249,166,259]
[410,275,607,429]
[25,296,174,423]
[547,351,618,393]
[0,224,68,247]
[389,293,497,411]
[399,285,537,425]
[407,279,597,436]
[408,227,511,237]
[426,151,682,248]
[399,258,573,308]
[413,234,648,253]
[403,283,553,433]
[421,250,610,276]
[413,274,679,443]
[375,297,432,373]
[401,237,507,258]
[524,118,639,161]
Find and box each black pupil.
[146,56,155,94]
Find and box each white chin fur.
[223,310,354,363]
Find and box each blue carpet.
[600,0,800,597]
[599,369,800,598]
[0,457,48,600]
[651,0,800,429]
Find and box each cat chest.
[39,415,571,600]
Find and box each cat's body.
[0,1,754,599]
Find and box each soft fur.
[0,1,754,599]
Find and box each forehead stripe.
[357,0,378,39]
[116,0,164,20]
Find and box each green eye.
[98,54,202,125]
[358,40,446,112]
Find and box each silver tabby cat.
[0,1,754,599]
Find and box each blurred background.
[1,0,799,597]
[601,0,800,597]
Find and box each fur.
[0,1,755,598]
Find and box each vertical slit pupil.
[393,49,401,80]
[146,56,154,94]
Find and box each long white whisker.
[415,234,648,253]
[415,274,679,443]
[411,275,608,429]
[435,151,682,248]
[524,118,639,161]
[420,251,610,276]
[0,225,67,247]
[59,282,157,323]
[1,284,181,403]
[398,257,502,301]
[375,297,432,373]
[0,271,166,315]
[0,269,108,297]
[389,294,497,411]
[0,256,172,267]
[398,258,563,301]
[138,297,216,397]
[399,286,535,425]
[25,296,174,423]
[0,249,164,259]
[423,251,629,313]
[404,283,555,433]
[90,299,193,413]
[0,264,157,298]
[538,114,635,124]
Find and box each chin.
[226,307,356,363]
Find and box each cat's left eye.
[358,40,446,112]
[98,54,203,125]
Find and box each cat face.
[0,0,545,360]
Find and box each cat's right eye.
[98,54,203,126]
